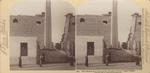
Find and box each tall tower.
[44,0,52,49]
[112,0,118,48]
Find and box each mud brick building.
[76,12,112,65]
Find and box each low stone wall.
[40,49,69,63]
[103,48,137,63]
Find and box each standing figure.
[40,54,45,67]
[105,53,111,66]
[19,56,22,68]
[85,56,89,67]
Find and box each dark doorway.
[87,42,94,55]
[20,42,28,56]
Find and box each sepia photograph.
[75,0,142,70]
[9,0,75,70]
[2,0,150,73]
[9,0,142,71]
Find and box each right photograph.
[75,0,142,69]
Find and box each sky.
[10,0,142,43]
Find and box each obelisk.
[44,0,52,49]
[112,0,118,48]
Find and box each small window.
[138,22,141,25]
[13,18,18,23]
[102,20,108,24]
[80,18,85,22]
[36,21,41,24]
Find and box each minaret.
[112,0,118,48]
[44,0,52,49]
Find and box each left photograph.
[9,0,75,70]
